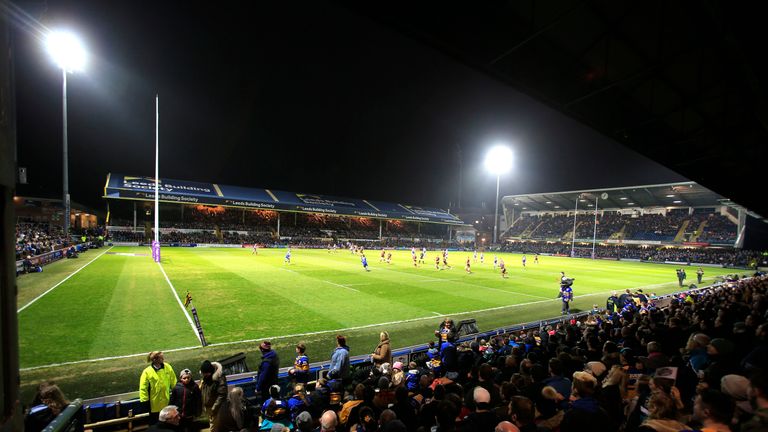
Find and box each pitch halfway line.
[18,246,114,313]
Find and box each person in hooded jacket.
[169,368,202,432]
[199,359,228,431]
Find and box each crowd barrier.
[15,242,97,274]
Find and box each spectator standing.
[372,331,392,367]
[329,335,351,384]
[139,351,177,424]
[214,387,253,432]
[169,368,202,432]
[199,360,227,431]
[289,343,310,384]
[435,318,458,345]
[257,341,280,402]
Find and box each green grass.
[16,245,732,403]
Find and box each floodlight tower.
[45,30,86,238]
[484,145,513,245]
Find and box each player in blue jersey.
[284,248,291,264]
[361,254,370,271]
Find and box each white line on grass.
[280,267,360,292]
[323,280,360,292]
[18,246,114,313]
[157,262,204,346]
[20,285,629,371]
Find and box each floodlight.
[46,30,87,72]
[484,145,513,175]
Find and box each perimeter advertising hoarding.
[105,174,464,225]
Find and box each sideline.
[157,262,204,346]
[19,284,651,372]
[17,246,114,313]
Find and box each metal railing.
[42,399,83,432]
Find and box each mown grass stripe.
[17,246,114,313]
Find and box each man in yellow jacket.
[139,351,177,424]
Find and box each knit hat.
[393,361,403,370]
[295,411,313,428]
[709,338,735,356]
[586,361,607,378]
[200,360,214,374]
[260,340,272,350]
[721,374,753,414]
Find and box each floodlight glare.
[484,145,513,175]
[46,30,87,72]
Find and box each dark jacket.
[170,381,202,419]
[559,397,612,432]
[460,410,499,432]
[147,421,180,432]
[257,349,280,393]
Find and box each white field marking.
[480,285,551,300]
[280,267,359,292]
[323,280,360,292]
[421,278,461,283]
[432,311,443,316]
[342,283,372,287]
[377,265,550,300]
[22,285,641,371]
[157,262,203,345]
[22,284,637,372]
[18,246,114,313]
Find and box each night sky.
[13,0,687,212]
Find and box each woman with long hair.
[214,387,253,432]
